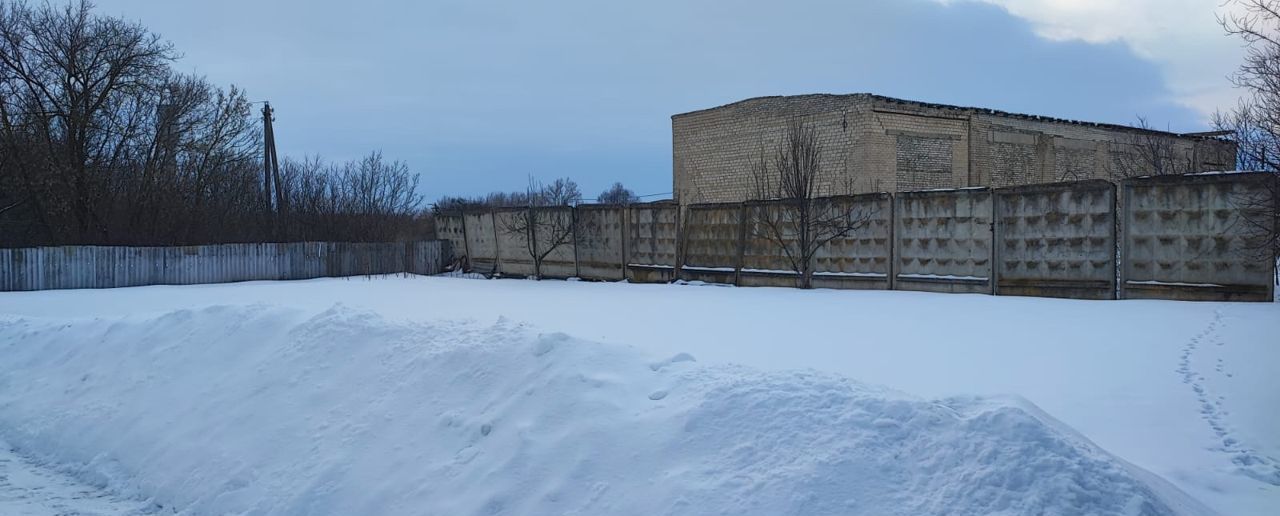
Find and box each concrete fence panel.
[463,212,498,274]
[437,215,468,267]
[0,241,451,292]
[1121,173,1276,301]
[574,205,627,280]
[626,204,679,283]
[739,200,802,288]
[679,203,744,284]
[736,195,890,289]
[491,208,577,278]
[893,188,994,294]
[994,180,1117,300]
[812,193,894,290]
[493,209,535,277]
[534,207,578,278]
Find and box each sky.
[88,0,1247,203]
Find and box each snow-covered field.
[0,276,1276,515]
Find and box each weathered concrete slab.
[893,188,994,294]
[463,212,498,274]
[575,205,626,281]
[1121,173,1276,302]
[680,203,743,284]
[995,180,1116,300]
[626,204,679,283]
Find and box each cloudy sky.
[90,0,1246,202]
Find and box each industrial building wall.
[671,94,1236,206]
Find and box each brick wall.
[672,94,1237,205]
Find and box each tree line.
[431,179,642,215]
[0,0,426,248]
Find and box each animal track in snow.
[1178,309,1280,486]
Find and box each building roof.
[671,93,1227,140]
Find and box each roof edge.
[671,93,1230,140]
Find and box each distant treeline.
[0,1,426,247]
[432,180,642,213]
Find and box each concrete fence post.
[734,202,747,286]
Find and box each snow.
[1127,280,1226,288]
[0,276,1277,515]
[740,268,800,275]
[680,265,736,273]
[0,437,155,515]
[626,263,674,269]
[738,268,887,278]
[897,273,990,281]
[813,271,887,278]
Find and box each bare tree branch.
[748,119,872,288]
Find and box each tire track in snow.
[1178,308,1280,486]
[0,439,158,515]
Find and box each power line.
[636,192,672,198]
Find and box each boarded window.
[895,135,953,191]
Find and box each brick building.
[672,94,1236,204]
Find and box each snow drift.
[0,304,1213,515]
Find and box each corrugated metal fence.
[0,241,452,292]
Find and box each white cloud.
[939,0,1247,120]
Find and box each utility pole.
[262,102,288,236]
[262,102,275,215]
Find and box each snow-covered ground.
[0,276,1276,515]
[1,437,155,515]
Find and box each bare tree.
[280,152,425,242]
[749,119,870,289]
[1110,117,1204,180]
[1216,0,1280,266]
[542,177,582,206]
[597,182,639,204]
[0,1,432,248]
[500,176,578,279]
[0,0,178,242]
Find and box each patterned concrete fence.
[0,241,451,292]
[437,216,468,267]
[1122,173,1276,301]
[575,205,627,281]
[492,209,532,277]
[626,203,680,283]
[738,194,893,289]
[493,207,577,278]
[813,193,894,290]
[893,188,994,294]
[463,212,498,274]
[994,180,1117,300]
[437,174,1275,302]
[680,203,744,284]
[739,200,794,288]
